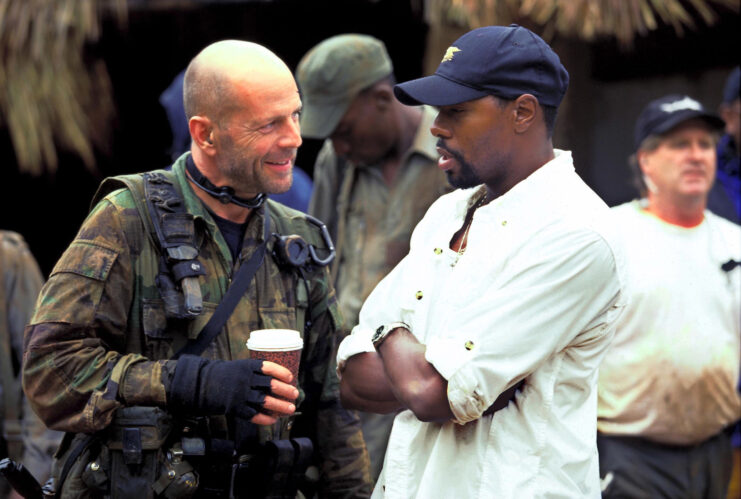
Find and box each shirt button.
[434,247,443,255]
[465,341,474,350]
[415,291,423,300]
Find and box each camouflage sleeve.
[22,196,165,434]
[297,266,372,498]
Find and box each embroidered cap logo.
[659,96,702,114]
[442,46,461,63]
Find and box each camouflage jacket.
[22,154,372,497]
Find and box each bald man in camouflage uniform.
[22,40,371,498]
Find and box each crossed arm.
[340,327,522,423]
[340,327,454,422]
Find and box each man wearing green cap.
[296,34,450,480]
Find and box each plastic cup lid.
[247,329,303,351]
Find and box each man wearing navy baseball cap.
[296,33,451,482]
[597,94,740,498]
[336,25,627,497]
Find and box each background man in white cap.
[597,94,740,499]
[296,33,450,480]
[336,24,627,497]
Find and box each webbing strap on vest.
[173,203,271,359]
[142,172,206,319]
[92,167,312,335]
[92,170,206,319]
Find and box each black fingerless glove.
[167,355,272,420]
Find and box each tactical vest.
[50,168,331,498]
[89,167,327,362]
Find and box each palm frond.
[0,0,126,175]
[434,0,739,48]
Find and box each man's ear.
[512,94,537,134]
[637,150,659,193]
[636,150,651,175]
[189,116,216,154]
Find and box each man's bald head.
[183,40,292,125]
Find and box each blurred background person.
[708,66,740,224]
[714,65,741,499]
[1,231,62,497]
[597,94,741,499]
[295,34,451,481]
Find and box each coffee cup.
[247,329,303,416]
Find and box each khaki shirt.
[309,106,451,332]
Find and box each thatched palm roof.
[1,0,737,175]
[429,0,739,46]
[0,0,126,175]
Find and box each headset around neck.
[185,155,266,209]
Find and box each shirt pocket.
[36,240,119,324]
[141,298,217,360]
[257,305,297,331]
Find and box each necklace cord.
[452,190,487,266]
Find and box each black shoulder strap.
[173,203,271,359]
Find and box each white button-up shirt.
[338,150,626,498]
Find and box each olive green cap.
[296,34,393,139]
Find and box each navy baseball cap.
[394,24,569,108]
[634,94,725,150]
